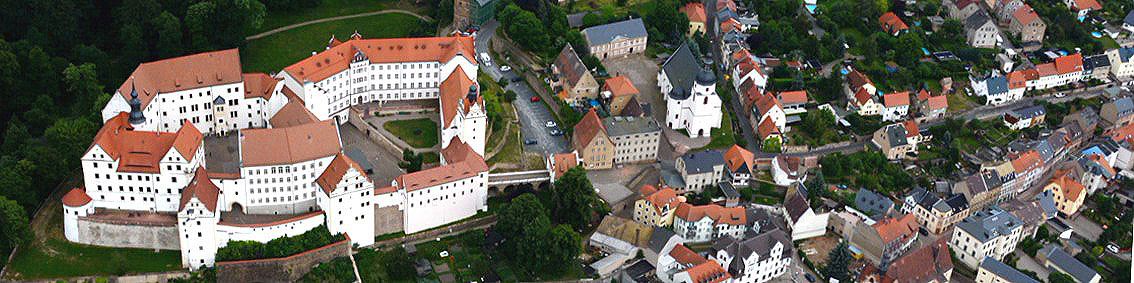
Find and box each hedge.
[215,225,346,261]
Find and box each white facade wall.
[214,214,324,245]
[713,243,791,283]
[101,82,247,134]
[318,167,377,246]
[233,156,335,214]
[1108,49,1134,79]
[674,216,744,243]
[882,105,909,122]
[63,203,94,243]
[949,224,1024,269]
[400,172,488,233]
[610,131,661,164]
[178,198,220,270]
[81,144,204,213]
[665,79,723,138]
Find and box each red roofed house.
[846,69,883,116]
[1064,0,1102,21]
[882,92,911,122]
[1010,4,1046,43]
[674,203,747,242]
[1031,54,1084,90]
[1043,170,1087,216]
[947,0,982,20]
[547,151,581,180]
[750,95,786,142]
[1009,151,1045,197]
[62,188,94,243]
[602,76,640,116]
[731,58,768,94]
[777,90,808,114]
[681,3,708,36]
[634,185,686,227]
[659,245,733,283]
[879,13,910,36]
[919,91,949,120]
[723,145,756,187]
[849,213,921,265]
[316,153,376,247]
[859,238,954,283]
[573,110,614,169]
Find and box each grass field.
[5,206,181,279]
[241,13,423,73]
[383,118,439,148]
[256,0,422,33]
[697,106,737,151]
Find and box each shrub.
[215,225,346,261]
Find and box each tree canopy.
[547,167,608,230]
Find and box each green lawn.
[422,152,440,164]
[5,207,182,279]
[383,118,439,148]
[413,231,584,282]
[486,127,521,169]
[241,13,422,73]
[696,106,737,151]
[256,0,419,33]
[946,91,976,113]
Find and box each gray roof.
[885,124,909,147]
[956,206,1021,243]
[1083,54,1111,70]
[1008,105,1046,120]
[680,150,724,175]
[1126,10,1134,26]
[601,116,661,137]
[1112,97,1133,118]
[719,181,739,199]
[784,193,810,223]
[1002,199,1045,228]
[980,257,1041,283]
[944,194,969,213]
[623,260,655,282]
[1118,48,1134,63]
[662,44,701,96]
[1043,246,1099,283]
[736,16,760,26]
[964,11,992,30]
[582,18,647,46]
[986,76,1009,95]
[1032,140,1055,162]
[647,228,677,252]
[854,189,894,218]
[1035,190,1057,219]
[714,229,792,277]
[567,11,601,28]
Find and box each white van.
[479,53,492,66]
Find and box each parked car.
[1054,92,1066,98]
[545,121,557,128]
[523,139,537,145]
[530,96,541,103]
[511,77,523,82]
[1107,243,1120,254]
[549,129,563,136]
[805,274,815,282]
[500,65,512,72]
[479,52,492,66]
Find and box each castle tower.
[62,188,94,243]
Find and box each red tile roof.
[674,203,746,225]
[755,95,782,118]
[854,88,874,107]
[778,90,808,105]
[1012,5,1041,25]
[1037,63,1058,77]
[395,138,488,192]
[681,3,707,23]
[719,20,742,34]
[716,0,737,12]
[879,13,909,34]
[904,120,920,138]
[641,185,683,214]
[180,168,220,212]
[872,214,919,246]
[847,70,873,92]
[242,73,279,100]
[1011,151,1043,173]
[1049,170,1085,202]
[916,89,931,102]
[927,95,948,111]
[1070,0,1101,11]
[1055,54,1084,74]
[739,80,762,109]
[885,238,953,282]
[240,120,341,166]
[440,66,482,128]
[1007,71,1029,89]
[723,145,755,174]
[573,110,608,150]
[117,49,243,110]
[63,188,92,207]
[316,153,371,195]
[89,113,204,174]
[669,245,707,265]
[884,92,911,107]
[758,118,781,140]
[552,152,580,179]
[603,76,639,97]
[269,99,319,128]
[283,36,475,83]
[1108,123,1134,145]
[685,261,732,283]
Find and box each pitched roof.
[662,44,701,95]
[680,151,725,174]
[269,99,319,128]
[603,76,639,97]
[283,36,475,83]
[555,45,591,89]
[681,3,707,23]
[395,139,488,191]
[755,95,782,117]
[1048,171,1085,202]
[723,145,755,175]
[757,117,781,140]
[670,244,708,265]
[573,110,608,150]
[885,238,953,282]
[784,192,810,222]
[927,95,948,111]
[956,206,1021,242]
[641,185,684,214]
[1043,246,1099,283]
[879,12,909,33]
[778,90,808,105]
[713,229,792,277]
[965,11,993,30]
[179,168,220,212]
[439,66,482,128]
[854,88,874,107]
[1127,10,1134,26]
[1007,71,1030,89]
[89,113,203,174]
[1011,151,1043,173]
[315,153,370,195]
[117,49,243,110]
[674,203,746,225]
[582,18,648,46]
[884,92,911,107]
[873,213,919,245]
[240,120,342,166]
[551,152,580,179]
[1069,0,1101,11]
[1008,105,1046,120]
[242,73,278,100]
[847,70,873,93]
[1054,54,1084,74]
[63,188,92,207]
[1012,5,1041,25]
[854,189,894,217]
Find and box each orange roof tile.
[1055,54,1084,74]
[879,13,909,34]
[573,110,608,150]
[847,70,873,93]
[316,153,370,195]
[1108,123,1134,145]
[269,99,319,128]
[240,120,342,166]
[903,120,920,137]
[758,118,781,140]
[669,245,707,265]
[242,73,279,100]
[1007,72,1029,89]
[755,95,781,117]
[375,186,398,195]
[719,20,742,33]
[872,214,919,245]
[62,188,92,207]
[89,113,203,174]
[552,152,580,179]
[916,89,931,102]
[117,49,243,110]
[603,76,639,97]
[884,92,910,107]
[681,3,707,23]
[641,185,683,214]
[282,36,475,83]
[440,66,482,128]
[674,203,746,225]
[716,0,737,12]
[739,80,762,108]
[1011,151,1043,173]
[1037,63,1058,77]
[724,145,755,174]
[927,95,948,111]
[778,90,808,105]
[180,168,220,212]
[854,88,874,107]
[685,261,732,283]
[1012,5,1041,25]
[1049,170,1085,201]
[395,139,487,192]
[1070,0,1101,11]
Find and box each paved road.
[245,9,431,40]
[475,21,570,155]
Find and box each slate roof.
[713,229,792,277]
[980,257,1041,283]
[784,193,810,223]
[681,151,725,175]
[555,44,591,89]
[582,18,647,46]
[1043,246,1099,283]
[602,116,660,137]
[1008,105,1046,120]
[965,11,993,30]
[1083,54,1111,71]
[662,44,701,96]
[956,206,1021,242]
[648,228,677,252]
[986,76,1009,95]
[855,189,894,218]
[885,123,910,147]
[1112,97,1134,119]
[1126,10,1134,26]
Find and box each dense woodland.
[0,0,320,268]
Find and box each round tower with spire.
[128,83,147,125]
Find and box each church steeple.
[128,81,146,125]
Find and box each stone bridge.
[486,170,551,191]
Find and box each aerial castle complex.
[63,34,488,269]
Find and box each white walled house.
[783,186,828,240]
[676,151,726,193]
[315,153,377,247]
[846,70,882,116]
[177,169,222,269]
[673,203,746,243]
[710,229,793,283]
[660,44,722,138]
[949,206,1025,270]
[392,138,489,234]
[1108,48,1134,80]
[881,92,910,122]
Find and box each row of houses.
[974,48,1134,106]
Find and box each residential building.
[971,75,1025,105]
[658,244,733,283]
[965,11,1000,48]
[948,0,982,20]
[661,45,722,138]
[850,214,920,266]
[1038,246,1101,283]
[552,44,600,105]
[681,4,707,36]
[1031,54,1084,90]
[846,70,883,116]
[1003,105,1046,130]
[854,189,895,219]
[732,58,768,95]
[750,95,786,141]
[710,229,793,283]
[635,186,685,227]
[777,91,808,115]
[1010,150,1046,197]
[673,203,747,243]
[879,12,909,36]
[574,110,614,169]
[995,0,1025,23]
[1044,170,1087,216]
[1010,5,1046,43]
[783,184,828,240]
[1106,48,1134,80]
[858,238,954,283]
[676,151,725,193]
[547,152,580,180]
[1082,54,1112,81]
[1063,0,1102,21]
[872,121,922,160]
[976,257,1042,283]
[603,76,640,116]
[603,116,661,164]
[954,171,1004,211]
[582,18,648,60]
[882,92,910,122]
[903,189,971,234]
[1100,97,1134,128]
[723,145,756,187]
[917,90,949,119]
[771,156,804,186]
[949,206,1025,269]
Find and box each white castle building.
[659,44,722,138]
[66,34,489,270]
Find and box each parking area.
[1064,215,1104,241]
[602,54,664,123]
[339,123,407,186]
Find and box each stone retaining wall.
[76,218,179,250]
[215,239,351,283]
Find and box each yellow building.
[573,110,613,169]
[680,4,707,36]
[1043,171,1086,216]
[633,185,684,227]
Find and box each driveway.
[476,20,569,155]
[339,124,407,185]
[1064,215,1104,241]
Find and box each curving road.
[246,9,432,40]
